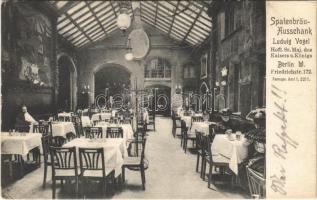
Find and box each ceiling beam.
[182,5,204,43]
[154,1,159,25]
[168,0,180,35]
[86,2,107,36]
[110,1,118,18]
[64,12,93,42]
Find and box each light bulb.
[125,52,133,61]
[117,13,131,31]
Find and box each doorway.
[145,85,171,116]
[94,65,131,110]
[57,55,77,112]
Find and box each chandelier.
[117,1,131,32]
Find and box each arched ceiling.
[48,1,212,49]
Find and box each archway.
[93,64,131,110]
[57,54,77,112]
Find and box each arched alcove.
[57,53,77,111]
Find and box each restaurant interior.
[1,0,266,199]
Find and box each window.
[225,6,235,36]
[144,58,171,79]
[183,65,196,78]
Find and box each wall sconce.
[215,81,220,87]
[221,81,227,86]
[82,84,90,94]
[221,66,228,77]
[125,38,133,61]
[175,84,182,94]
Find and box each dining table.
[91,112,112,121]
[94,122,134,142]
[190,121,210,135]
[211,133,249,175]
[63,138,127,177]
[81,116,92,127]
[1,132,42,156]
[51,121,76,138]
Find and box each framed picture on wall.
[200,53,207,79]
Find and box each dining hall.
[1,0,266,199]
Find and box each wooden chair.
[172,111,181,138]
[195,131,204,178]
[33,123,51,135]
[182,120,196,153]
[50,147,79,199]
[74,121,84,138]
[192,116,204,123]
[14,124,30,132]
[202,136,231,188]
[78,148,115,197]
[106,127,123,138]
[147,111,155,131]
[85,127,103,139]
[246,166,266,198]
[51,136,67,147]
[58,116,71,122]
[41,134,53,188]
[122,138,147,190]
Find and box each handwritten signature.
[270,166,286,195]
[270,84,299,195]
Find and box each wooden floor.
[1,117,249,199]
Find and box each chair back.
[51,136,67,147]
[78,148,105,177]
[41,134,52,159]
[181,120,188,137]
[246,166,266,198]
[195,131,203,150]
[121,118,131,124]
[106,127,123,138]
[58,116,71,122]
[202,135,211,158]
[85,127,103,139]
[14,124,30,132]
[33,123,51,135]
[192,116,204,123]
[50,146,78,176]
[74,121,84,137]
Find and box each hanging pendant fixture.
[125,38,133,61]
[117,1,131,32]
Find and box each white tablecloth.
[143,111,149,123]
[95,123,134,142]
[212,134,249,174]
[181,116,192,128]
[58,112,72,118]
[81,116,92,127]
[51,122,76,138]
[190,122,209,135]
[91,113,112,121]
[1,132,42,156]
[63,138,127,177]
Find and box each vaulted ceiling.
[48,1,212,49]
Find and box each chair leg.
[208,164,212,188]
[52,178,56,199]
[43,163,47,188]
[201,157,205,179]
[140,167,145,190]
[122,167,125,183]
[75,178,78,199]
[196,154,200,172]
